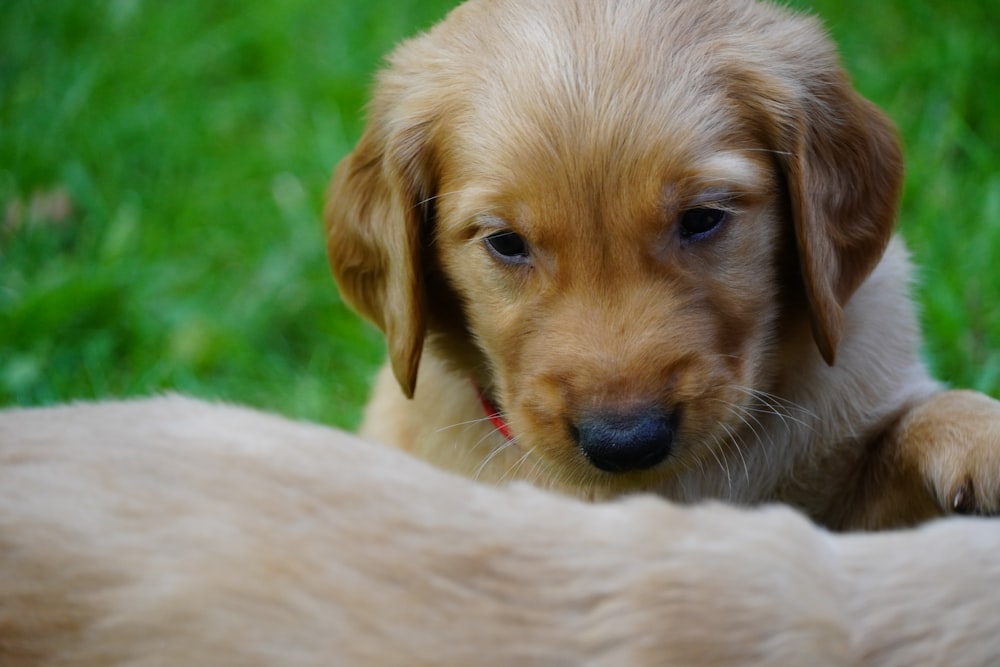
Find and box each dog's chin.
[518,455,675,501]
[504,428,689,500]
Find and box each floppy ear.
[324,105,436,399]
[779,69,903,365]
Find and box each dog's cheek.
[716,209,787,361]
[432,236,532,384]
[660,215,788,451]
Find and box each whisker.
[703,434,733,494]
[728,385,816,432]
[717,420,750,486]
[741,147,796,158]
[473,436,522,480]
[500,446,536,484]
[413,188,494,210]
[433,415,500,435]
[521,451,547,486]
[718,397,768,438]
[733,403,772,469]
[735,385,816,418]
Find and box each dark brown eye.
[485,230,530,263]
[679,208,728,240]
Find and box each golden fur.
[326,0,1000,529]
[2,395,1000,666]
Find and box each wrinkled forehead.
[434,76,774,228]
[441,89,753,207]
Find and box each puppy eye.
[485,230,530,263]
[679,207,728,240]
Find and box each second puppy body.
[1,396,999,666]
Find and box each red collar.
[474,384,513,441]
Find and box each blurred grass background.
[1,0,997,429]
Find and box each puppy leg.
[896,390,1000,514]
[852,390,1000,529]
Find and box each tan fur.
[2,395,1000,665]
[325,0,1000,528]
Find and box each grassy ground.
[2,0,998,430]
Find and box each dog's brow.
[414,188,493,211]
[474,213,512,231]
[696,152,769,192]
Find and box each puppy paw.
[904,390,1000,517]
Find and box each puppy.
[325,0,1000,529]
[2,396,1000,666]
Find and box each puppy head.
[326,0,901,488]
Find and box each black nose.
[574,410,676,473]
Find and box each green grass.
[2,0,998,429]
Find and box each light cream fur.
[2,395,1000,666]
[325,0,1000,528]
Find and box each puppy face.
[434,114,787,487]
[327,0,902,493]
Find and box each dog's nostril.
[575,410,675,474]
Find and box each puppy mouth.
[473,383,514,441]
[476,379,682,476]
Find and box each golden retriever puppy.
[2,395,1000,666]
[325,0,1000,529]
